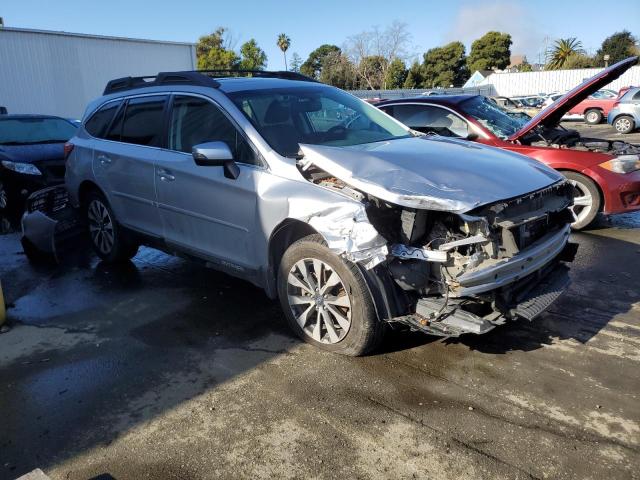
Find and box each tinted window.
[387,104,469,137]
[632,90,640,101]
[120,96,166,146]
[0,117,77,145]
[168,95,257,165]
[85,101,120,138]
[105,104,125,142]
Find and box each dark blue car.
[0,115,77,225]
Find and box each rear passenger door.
[154,94,263,271]
[93,95,166,237]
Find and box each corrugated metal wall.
[478,66,640,97]
[0,27,196,118]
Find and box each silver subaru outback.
[62,70,576,355]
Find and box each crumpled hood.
[300,136,563,213]
[0,143,66,164]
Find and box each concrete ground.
[1,122,639,479]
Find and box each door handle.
[97,154,112,165]
[157,168,175,182]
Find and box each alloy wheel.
[615,117,632,133]
[568,179,593,226]
[286,258,352,344]
[87,199,115,255]
[586,111,599,123]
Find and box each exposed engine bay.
[300,161,577,337]
[526,126,640,155]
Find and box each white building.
[0,27,196,118]
[476,66,640,97]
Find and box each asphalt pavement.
[1,206,639,479]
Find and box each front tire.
[613,115,635,134]
[584,109,603,125]
[277,234,384,356]
[562,171,601,230]
[84,191,138,263]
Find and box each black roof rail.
[195,70,318,83]
[103,71,220,95]
[103,69,317,95]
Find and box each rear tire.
[613,115,635,134]
[84,191,138,263]
[277,234,384,356]
[584,109,603,125]
[562,171,601,230]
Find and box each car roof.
[377,94,478,107]
[215,77,329,93]
[0,114,67,120]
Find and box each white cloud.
[445,1,545,62]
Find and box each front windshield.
[0,117,77,146]
[228,86,410,157]
[460,96,529,139]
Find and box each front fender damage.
[288,199,389,270]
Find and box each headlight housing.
[599,155,640,174]
[1,160,42,176]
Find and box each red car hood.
[508,56,638,142]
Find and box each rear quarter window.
[85,100,121,138]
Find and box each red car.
[567,87,630,124]
[377,56,640,229]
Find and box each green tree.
[596,31,638,66]
[277,33,291,70]
[290,52,302,73]
[563,53,595,69]
[422,42,468,88]
[239,39,267,70]
[519,58,533,72]
[196,27,239,70]
[403,61,423,88]
[319,51,358,89]
[357,55,387,90]
[545,38,585,70]
[384,58,407,89]
[301,44,341,79]
[467,31,512,72]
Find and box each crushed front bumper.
[392,260,572,337]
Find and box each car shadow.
[444,229,639,354]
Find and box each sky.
[2,0,639,69]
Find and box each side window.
[632,90,640,101]
[85,100,121,138]
[120,96,167,147]
[390,104,469,138]
[168,95,257,165]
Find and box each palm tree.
[277,33,291,70]
[546,38,585,70]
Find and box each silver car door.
[93,95,166,237]
[155,94,263,271]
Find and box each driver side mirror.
[192,141,239,179]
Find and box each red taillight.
[63,142,74,160]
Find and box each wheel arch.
[77,180,105,207]
[265,218,319,298]
[557,168,605,213]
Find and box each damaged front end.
[298,151,577,338]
